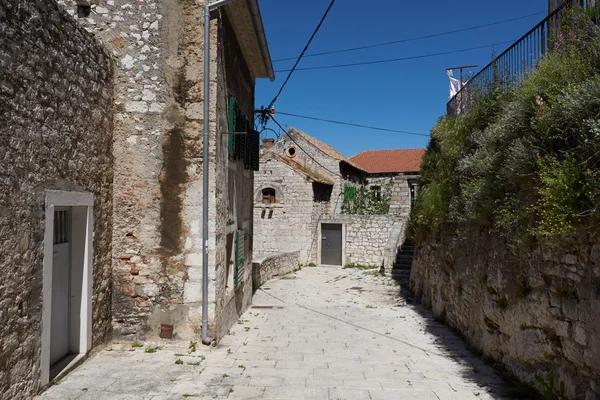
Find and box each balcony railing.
[447,0,598,116]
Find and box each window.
[228,95,260,171]
[262,188,276,204]
[313,182,333,202]
[409,181,419,207]
[286,146,297,158]
[370,185,381,201]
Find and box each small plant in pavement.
[189,341,197,353]
[144,346,159,353]
[175,359,184,365]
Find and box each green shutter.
[234,230,246,288]
[228,96,237,158]
[250,130,260,171]
[344,185,357,200]
[239,112,247,166]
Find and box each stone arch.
[254,183,285,204]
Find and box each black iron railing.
[447,0,597,116]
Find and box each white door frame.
[41,190,94,385]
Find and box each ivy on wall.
[342,181,392,215]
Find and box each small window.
[286,146,297,158]
[313,183,332,202]
[262,188,276,204]
[409,181,418,207]
[77,3,92,18]
[370,185,381,201]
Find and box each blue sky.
[255,0,547,157]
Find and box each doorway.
[51,208,72,367]
[321,224,343,266]
[42,191,94,385]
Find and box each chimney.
[262,138,275,150]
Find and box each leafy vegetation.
[342,181,392,215]
[409,8,600,248]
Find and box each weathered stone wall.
[0,0,113,397]
[211,12,255,342]
[326,215,405,268]
[368,173,418,216]
[410,228,600,399]
[254,134,414,269]
[252,251,301,289]
[253,154,317,262]
[57,0,256,342]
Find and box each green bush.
[409,8,600,246]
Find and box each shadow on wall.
[392,278,541,399]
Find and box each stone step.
[391,270,411,280]
[394,260,413,267]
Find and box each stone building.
[1,0,273,397]
[253,128,424,271]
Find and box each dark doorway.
[321,224,342,266]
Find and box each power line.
[275,40,515,72]
[267,0,336,110]
[269,115,344,179]
[276,112,430,138]
[272,12,544,63]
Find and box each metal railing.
[447,0,598,116]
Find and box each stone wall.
[0,0,113,397]
[410,228,600,399]
[57,0,256,342]
[254,132,413,269]
[211,13,255,342]
[368,173,418,216]
[253,154,318,262]
[325,215,406,269]
[252,251,301,289]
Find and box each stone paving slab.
[37,266,517,400]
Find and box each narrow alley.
[38,266,514,400]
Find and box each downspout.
[202,0,234,346]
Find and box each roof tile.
[349,149,425,174]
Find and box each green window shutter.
[234,230,246,288]
[344,185,357,200]
[228,96,238,158]
[239,112,247,166]
[250,130,260,171]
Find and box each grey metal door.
[321,224,342,266]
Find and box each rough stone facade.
[253,130,415,271]
[410,228,600,399]
[252,251,301,289]
[326,215,408,268]
[368,173,419,216]
[0,0,114,397]
[56,0,267,342]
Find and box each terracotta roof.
[273,154,334,185]
[289,128,365,171]
[349,149,426,174]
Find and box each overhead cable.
[272,12,544,62]
[276,112,430,137]
[275,40,515,72]
[267,0,336,109]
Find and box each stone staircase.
[391,239,414,288]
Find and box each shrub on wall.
[342,181,392,215]
[409,8,600,247]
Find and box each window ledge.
[256,203,284,209]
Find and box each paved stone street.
[38,266,515,400]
